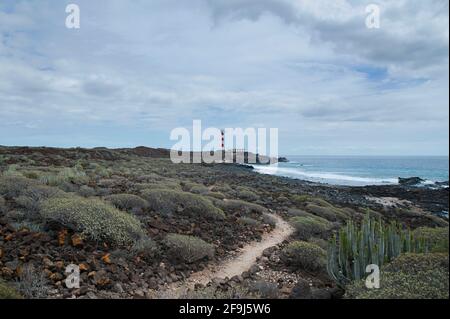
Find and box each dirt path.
[163,213,294,295]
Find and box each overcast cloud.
[0,0,448,155]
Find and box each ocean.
[253,156,450,187]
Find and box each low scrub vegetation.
[412,226,449,253]
[40,196,146,246]
[282,241,326,272]
[0,176,39,198]
[39,166,89,186]
[0,280,22,299]
[164,233,215,264]
[345,253,449,299]
[235,186,260,202]
[290,215,332,240]
[238,217,261,228]
[0,195,6,213]
[141,189,225,220]
[104,193,148,211]
[215,199,266,216]
[305,204,349,222]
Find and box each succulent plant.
[327,214,430,287]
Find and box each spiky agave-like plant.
[327,214,428,287]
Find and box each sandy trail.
[164,213,294,294]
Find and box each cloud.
[0,0,448,154]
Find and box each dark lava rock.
[311,288,332,299]
[398,177,424,186]
[289,280,312,299]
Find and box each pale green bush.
[77,185,96,197]
[215,199,266,215]
[141,189,225,220]
[40,196,146,246]
[104,193,148,211]
[305,204,349,222]
[238,217,261,227]
[165,234,215,264]
[0,280,22,299]
[236,186,259,202]
[0,195,6,213]
[0,176,39,198]
[345,253,449,299]
[413,227,449,253]
[2,164,23,177]
[282,241,326,271]
[15,184,67,215]
[39,166,89,186]
[290,215,332,240]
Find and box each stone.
[5,260,19,270]
[231,275,243,283]
[71,234,83,247]
[43,257,54,268]
[50,272,64,282]
[148,278,158,290]
[114,283,124,293]
[289,280,312,299]
[93,270,111,288]
[55,261,64,270]
[398,177,424,186]
[86,291,98,299]
[311,288,332,299]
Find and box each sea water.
[253,156,449,186]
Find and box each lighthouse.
[221,130,225,150]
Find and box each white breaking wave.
[253,165,398,186]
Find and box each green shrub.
[21,170,41,179]
[308,237,328,250]
[345,253,449,299]
[141,189,225,220]
[40,196,146,246]
[305,204,349,222]
[413,227,449,253]
[287,208,311,217]
[238,217,261,227]
[104,193,148,211]
[165,234,214,264]
[182,182,209,195]
[15,185,67,215]
[77,185,96,197]
[290,215,331,240]
[291,194,309,205]
[236,186,259,202]
[2,164,23,177]
[282,241,326,271]
[262,213,277,227]
[57,167,89,184]
[215,199,266,215]
[210,184,233,195]
[39,166,89,186]
[131,237,159,261]
[0,195,6,213]
[207,192,226,200]
[10,221,44,233]
[0,176,39,198]
[0,280,22,299]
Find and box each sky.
[0,0,449,156]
